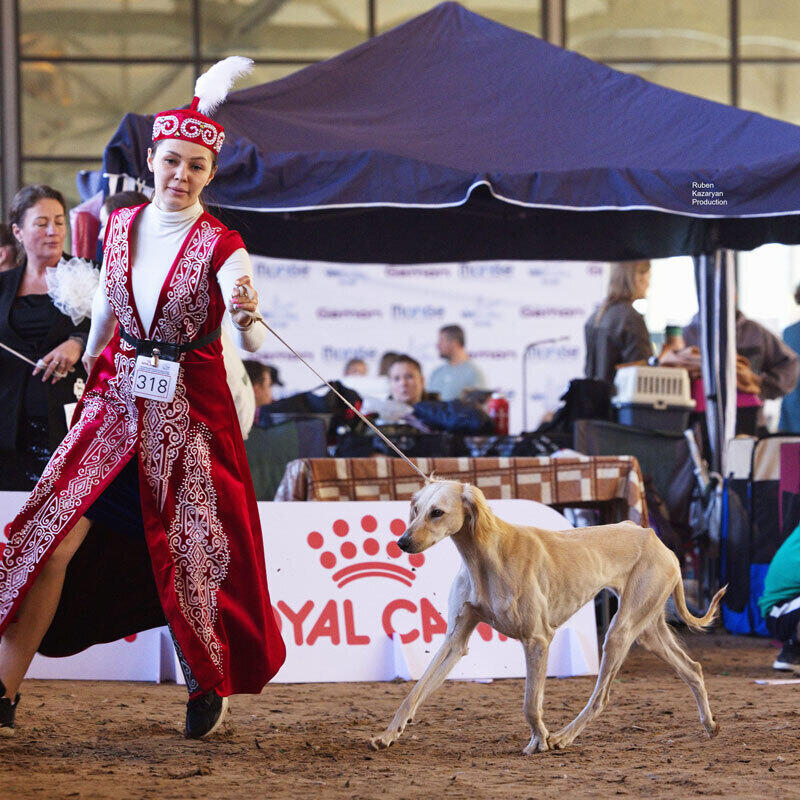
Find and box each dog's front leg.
[370,602,478,750]
[521,635,552,754]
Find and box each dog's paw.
[705,719,720,738]
[369,730,400,751]
[546,730,573,751]
[522,735,549,755]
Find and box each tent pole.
[693,249,737,476]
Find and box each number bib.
[132,355,180,403]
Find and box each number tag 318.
[132,355,180,403]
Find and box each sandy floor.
[1,631,798,800]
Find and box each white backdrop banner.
[0,495,598,683]
[250,258,607,432]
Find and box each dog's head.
[397,479,484,553]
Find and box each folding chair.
[722,434,800,635]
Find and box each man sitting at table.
[428,324,487,401]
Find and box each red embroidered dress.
[0,204,285,696]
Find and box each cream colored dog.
[370,479,726,754]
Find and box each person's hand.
[657,346,702,379]
[230,276,259,328]
[33,338,83,384]
[736,356,762,395]
[656,349,682,368]
[82,352,98,376]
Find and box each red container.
[486,392,509,435]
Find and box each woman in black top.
[0,185,89,489]
[584,260,653,387]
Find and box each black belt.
[119,325,221,361]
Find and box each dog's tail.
[671,579,727,632]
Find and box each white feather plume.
[194,56,254,116]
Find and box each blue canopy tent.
[99,1,800,475]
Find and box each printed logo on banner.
[322,345,379,362]
[384,265,453,279]
[390,304,445,321]
[307,515,424,586]
[325,268,370,286]
[460,298,504,327]
[259,349,315,362]
[526,343,580,361]
[316,308,383,320]
[252,260,311,280]
[520,305,585,318]
[260,294,299,328]
[458,263,514,279]
[468,349,517,360]
[527,265,573,285]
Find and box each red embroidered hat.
[152,56,253,155]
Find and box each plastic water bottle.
[486,392,509,435]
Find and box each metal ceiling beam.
[1,0,21,213]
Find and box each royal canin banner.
[249,258,607,432]
[0,495,598,683]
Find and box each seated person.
[341,359,389,401]
[99,190,150,241]
[344,357,367,376]
[244,359,296,428]
[384,354,491,435]
[428,324,486,401]
[388,354,436,406]
[378,350,400,376]
[758,524,800,672]
[244,359,274,406]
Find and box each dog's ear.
[461,483,477,533]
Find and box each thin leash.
[0,341,38,368]
[0,340,76,374]
[244,311,430,482]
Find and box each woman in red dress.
[0,57,285,738]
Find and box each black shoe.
[773,643,800,671]
[185,690,228,739]
[0,681,20,737]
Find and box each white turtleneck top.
[85,201,266,357]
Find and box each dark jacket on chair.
[0,265,90,451]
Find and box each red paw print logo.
[307,515,425,587]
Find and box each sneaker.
[0,681,20,737]
[185,690,228,739]
[772,643,800,671]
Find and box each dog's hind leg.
[546,615,637,750]
[521,634,554,754]
[369,600,479,750]
[637,617,719,737]
[548,566,665,751]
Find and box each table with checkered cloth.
[274,455,648,525]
